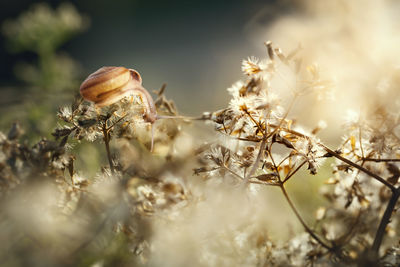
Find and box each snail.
[80,66,197,151]
[80,66,157,124]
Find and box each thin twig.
[280,185,332,250]
[102,123,114,174]
[106,114,128,131]
[234,124,395,190]
[220,165,244,181]
[244,110,265,136]
[322,146,395,193]
[266,146,279,176]
[249,179,281,186]
[362,158,400,162]
[277,154,291,168]
[245,138,267,182]
[267,125,396,192]
[283,160,307,184]
[359,125,365,160]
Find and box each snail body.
[80,66,157,123]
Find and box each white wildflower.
[242,56,262,76]
[58,105,72,119]
[227,80,245,98]
[345,109,360,128]
[84,129,102,142]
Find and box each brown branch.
[265,123,399,256]
[371,187,400,253]
[362,158,400,162]
[234,124,395,191]
[322,146,395,193]
[267,125,396,192]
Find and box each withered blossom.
[241,56,263,76]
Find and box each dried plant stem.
[269,125,396,192]
[238,124,394,191]
[244,110,264,135]
[371,187,400,253]
[221,165,244,182]
[280,185,332,250]
[106,114,128,131]
[362,158,400,162]
[157,115,211,121]
[359,126,365,159]
[277,154,291,168]
[246,138,267,182]
[243,95,298,183]
[282,160,307,184]
[224,152,331,250]
[322,146,395,192]
[102,123,114,174]
[266,146,278,172]
[267,124,399,255]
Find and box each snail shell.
[80,66,157,123]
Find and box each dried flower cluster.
[0,41,400,267]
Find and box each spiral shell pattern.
[79,66,157,123]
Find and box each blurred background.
[0,0,290,138]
